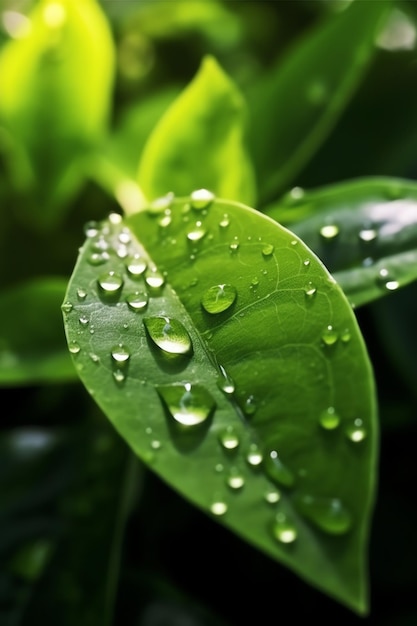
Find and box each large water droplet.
[272,513,297,544]
[210,500,227,516]
[187,222,207,242]
[144,268,165,292]
[126,254,147,278]
[68,340,80,355]
[321,325,338,346]
[201,284,237,314]
[263,450,295,488]
[295,494,352,535]
[319,224,339,240]
[157,383,216,426]
[226,468,245,490]
[97,271,124,296]
[126,291,149,312]
[262,243,274,257]
[190,188,215,209]
[218,425,239,451]
[319,406,340,430]
[111,344,131,365]
[246,443,263,467]
[144,316,193,356]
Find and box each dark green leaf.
[137,56,256,207]
[0,278,76,385]
[270,177,417,308]
[0,0,115,228]
[63,196,377,613]
[246,0,391,204]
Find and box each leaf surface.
[137,56,256,207]
[269,177,417,308]
[63,196,377,613]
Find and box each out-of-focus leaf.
[0,278,76,385]
[0,421,137,626]
[0,0,115,228]
[137,56,256,207]
[246,0,391,204]
[63,198,377,614]
[267,177,417,308]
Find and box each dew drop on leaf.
[88,251,110,266]
[219,214,230,228]
[262,243,274,257]
[76,288,87,301]
[68,341,80,355]
[84,221,99,238]
[218,425,240,451]
[376,268,399,291]
[111,344,131,365]
[304,282,317,298]
[61,301,73,314]
[187,222,207,242]
[319,406,340,430]
[321,324,338,346]
[126,254,147,278]
[190,188,215,209]
[201,284,237,314]
[295,494,353,535]
[272,513,297,544]
[226,468,245,490]
[358,228,378,243]
[210,500,228,516]
[157,383,216,426]
[144,316,193,356]
[79,315,89,327]
[126,291,149,312]
[340,328,351,343]
[263,450,296,488]
[97,271,124,296]
[243,394,257,416]
[246,443,263,467]
[345,418,367,443]
[144,267,165,292]
[217,365,235,395]
[264,488,281,504]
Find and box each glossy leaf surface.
[63,198,377,613]
[137,56,256,207]
[246,0,390,203]
[269,177,417,308]
[0,278,75,385]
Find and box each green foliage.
[2,0,417,624]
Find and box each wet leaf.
[0,278,76,385]
[269,177,417,308]
[137,56,256,207]
[246,0,391,204]
[63,197,377,614]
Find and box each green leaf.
[0,278,76,385]
[137,56,256,207]
[63,196,377,614]
[270,177,417,308]
[246,0,391,204]
[0,0,115,228]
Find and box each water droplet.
[191,188,215,209]
[243,394,257,416]
[150,439,161,450]
[88,251,110,265]
[229,238,240,252]
[319,224,339,240]
[226,468,245,490]
[157,383,216,426]
[150,192,174,212]
[345,418,367,442]
[304,282,317,298]
[295,494,352,535]
[210,500,227,516]
[109,212,122,225]
[319,406,340,430]
[144,316,193,356]
[92,237,109,252]
[219,214,230,228]
[126,291,149,312]
[262,243,274,257]
[158,212,172,228]
[187,222,207,242]
[264,488,281,504]
[118,230,131,244]
[61,301,73,314]
[358,228,378,242]
[201,284,237,314]
[144,268,165,291]
[264,450,295,488]
[79,315,89,327]
[340,328,351,343]
[246,443,263,467]
[97,271,124,296]
[217,365,235,395]
[289,186,304,201]
[376,268,399,291]
[68,341,80,354]
[321,324,338,346]
[89,353,100,363]
[84,220,99,238]
[303,259,311,267]
[218,426,239,451]
[126,254,147,278]
[111,344,131,365]
[77,288,87,301]
[290,239,298,246]
[272,513,297,544]
[250,277,259,289]
[113,369,125,383]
